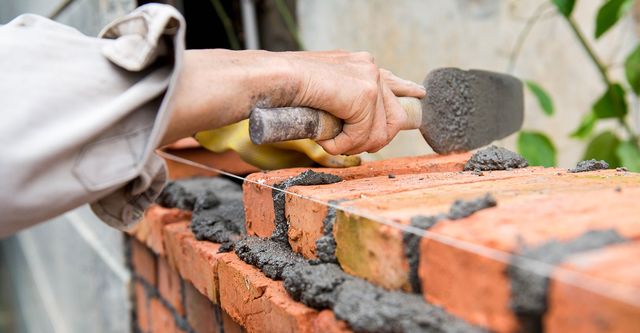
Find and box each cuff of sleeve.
[90,155,167,230]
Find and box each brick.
[222,311,246,333]
[313,310,351,333]
[150,298,186,333]
[129,205,192,256]
[158,256,185,315]
[419,185,640,332]
[161,146,259,180]
[334,170,640,292]
[135,281,151,333]
[163,222,223,303]
[286,167,547,259]
[218,253,318,333]
[184,282,222,333]
[545,242,640,333]
[131,238,157,286]
[244,153,470,238]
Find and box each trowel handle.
[249,97,422,145]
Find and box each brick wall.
[132,148,640,333]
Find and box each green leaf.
[552,0,577,17]
[570,111,597,139]
[595,0,634,39]
[616,141,640,171]
[592,83,627,119]
[582,130,622,167]
[624,45,640,94]
[517,131,557,167]
[525,81,554,116]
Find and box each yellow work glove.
[195,120,361,170]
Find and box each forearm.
[162,49,299,146]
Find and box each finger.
[357,82,389,154]
[380,79,406,141]
[380,68,426,98]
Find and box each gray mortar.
[235,237,307,280]
[464,145,528,171]
[508,229,626,332]
[156,177,246,246]
[237,237,484,333]
[421,68,474,153]
[271,170,342,244]
[568,159,609,173]
[404,194,497,293]
[314,200,346,264]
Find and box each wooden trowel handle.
[249,97,422,145]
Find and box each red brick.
[163,222,223,303]
[222,311,246,333]
[161,146,259,180]
[419,185,640,332]
[131,238,157,286]
[218,253,318,333]
[129,205,192,256]
[244,153,470,238]
[150,298,186,333]
[158,256,185,315]
[184,282,222,333]
[135,281,151,333]
[333,167,556,290]
[286,167,547,259]
[545,242,640,333]
[313,310,351,333]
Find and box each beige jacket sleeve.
[0,4,185,237]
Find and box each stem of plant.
[566,17,638,142]
[210,0,241,50]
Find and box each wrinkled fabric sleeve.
[0,4,185,237]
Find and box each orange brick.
[129,205,192,256]
[313,310,351,333]
[150,298,186,333]
[419,185,640,332]
[161,147,259,180]
[135,282,151,333]
[222,311,246,333]
[286,167,546,259]
[184,282,222,333]
[163,222,223,303]
[218,253,318,333]
[333,167,558,290]
[244,153,470,238]
[158,256,185,315]
[131,238,157,286]
[545,242,640,333]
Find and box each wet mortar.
[313,199,346,264]
[421,68,474,153]
[270,170,342,244]
[508,229,626,332]
[237,237,485,333]
[404,193,497,292]
[463,145,528,171]
[156,177,246,247]
[568,159,609,173]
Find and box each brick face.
[420,186,640,332]
[244,153,470,238]
[131,238,157,286]
[158,256,185,316]
[135,281,151,333]
[184,282,221,333]
[545,242,640,333]
[129,205,192,256]
[217,253,318,333]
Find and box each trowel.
[248,68,524,154]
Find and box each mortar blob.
[463,145,528,171]
[568,159,609,173]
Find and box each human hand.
[284,51,426,155]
